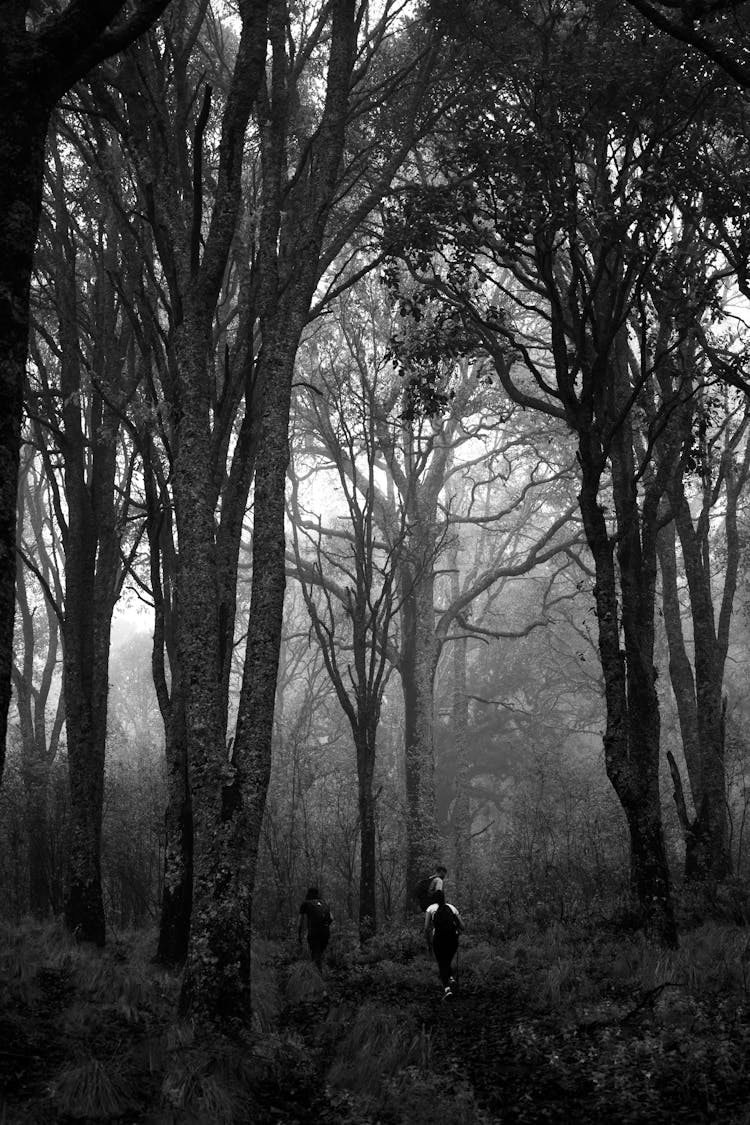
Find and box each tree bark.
[172,308,233,1022]
[356,728,378,942]
[451,604,472,897]
[156,680,192,965]
[579,460,677,947]
[669,481,731,884]
[0,91,50,788]
[400,557,441,898]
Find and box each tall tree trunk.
[56,199,122,945]
[400,560,441,899]
[356,726,377,942]
[579,463,677,947]
[658,519,700,782]
[237,328,302,871]
[670,484,731,884]
[113,0,270,1006]
[181,331,297,1023]
[156,681,192,965]
[14,677,53,916]
[62,477,107,944]
[26,764,52,916]
[173,314,231,1023]
[452,610,472,898]
[145,458,194,966]
[658,518,725,882]
[0,97,50,785]
[13,542,51,916]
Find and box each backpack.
[432,902,459,936]
[414,877,432,912]
[305,899,331,929]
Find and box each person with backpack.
[415,864,448,912]
[425,889,464,999]
[298,886,333,972]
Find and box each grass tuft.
[327,1000,421,1098]
[49,1056,138,1119]
[285,959,327,1004]
[160,1038,258,1125]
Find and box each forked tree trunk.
[178,315,304,1022]
[579,465,677,948]
[56,205,123,945]
[659,519,729,884]
[670,485,731,884]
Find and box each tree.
[26,127,147,944]
[79,0,267,966]
[0,0,173,791]
[289,314,404,941]
[12,449,64,916]
[388,0,739,942]
[436,500,594,892]
[195,0,442,1023]
[294,279,580,904]
[627,0,750,88]
[626,69,750,885]
[60,0,439,1021]
[658,385,750,883]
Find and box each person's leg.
[318,928,329,970]
[308,930,329,972]
[433,939,455,987]
[308,933,322,969]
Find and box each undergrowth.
[2,911,750,1122]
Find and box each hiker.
[298,886,333,972]
[428,865,447,904]
[415,864,448,912]
[425,889,464,999]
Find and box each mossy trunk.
[173,312,242,1025]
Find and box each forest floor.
[2,910,750,1124]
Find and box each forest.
[4,0,750,1121]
